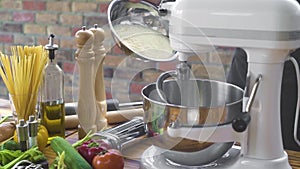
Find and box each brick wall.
[0,0,235,103]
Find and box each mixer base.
[141,145,292,169]
[140,145,240,169]
[228,151,292,169]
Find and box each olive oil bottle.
[40,34,65,138]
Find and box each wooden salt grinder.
[75,26,97,134]
[89,24,107,131]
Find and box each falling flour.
[114,24,173,61]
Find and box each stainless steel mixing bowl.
[142,79,243,165]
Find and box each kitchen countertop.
[1,106,300,168]
[43,129,300,169]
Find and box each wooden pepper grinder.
[75,26,97,134]
[89,24,107,131]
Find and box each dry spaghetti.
[0,45,47,121]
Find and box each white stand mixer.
[151,0,300,168]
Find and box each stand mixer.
[147,0,300,168]
[108,0,300,168]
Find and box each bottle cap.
[45,34,59,61]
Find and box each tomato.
[77,141,107,164]
[92,149,124,169]
[77,139,112,164]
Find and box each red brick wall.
[0,0,235,103]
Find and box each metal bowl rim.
[141,79,244,109]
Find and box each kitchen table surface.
[1,105,300,169]
[42,129,300,169]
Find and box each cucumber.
[50,137,92,169]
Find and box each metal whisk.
[93,117,146,150]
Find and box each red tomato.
[92,149,124,169]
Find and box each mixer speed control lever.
[232,74,262,133]
[232,112,251,132]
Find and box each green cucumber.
[50,137,92,169]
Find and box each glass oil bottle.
[40,34,65,138]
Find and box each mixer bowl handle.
[156,70,177,103]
